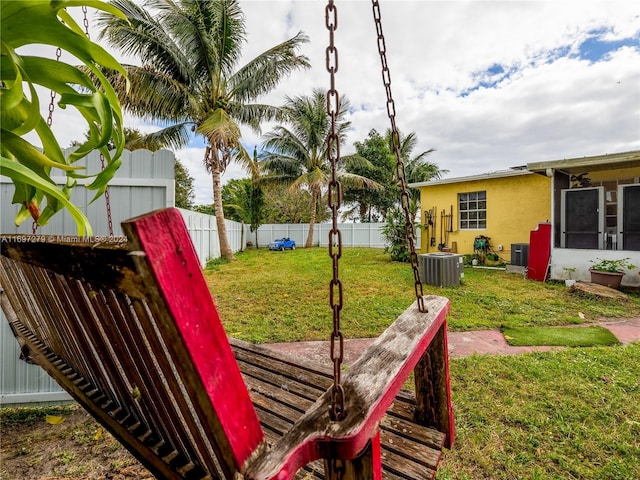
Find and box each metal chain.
[82,5,114,236]
[100,154,114,236]
[424,350,438,422]
[326,0,346,421]
[81,6,90,38]
[38,38,63,234]
[46,47,62,128]
[371,0,427,312]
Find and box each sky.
[28,1,640,205]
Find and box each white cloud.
[19,1,640,206]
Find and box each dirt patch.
[1,406,150,480]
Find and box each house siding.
[418,172,551,258]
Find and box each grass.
[437,344,640,480]
[503,325,621,347]
[3,246,639,479]
[205,247,640,343]
[0,405,73,427]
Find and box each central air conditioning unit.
[419,253,464,287]
[511,243,529,267]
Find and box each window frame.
[458,190,487,230]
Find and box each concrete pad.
[596,318,640,345]
[261,319,639,366]
[447,330,556,358]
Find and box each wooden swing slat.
[242,297,451,480]
[0,208,454,480]
[233,340,444,479]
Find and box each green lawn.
[503,325,620,347]
[438,345,640,480]
[207,247,640,479]
[4,247,637,479]
[205,247,640,343]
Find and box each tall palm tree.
[385,130,448,203]
[261,89,380,248]
[97,0,310,259]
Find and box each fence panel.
[1,149,175,405]
[1,149,175,236]
[2,148,417,404]
[178,209,246,265]
[255,222,420,249]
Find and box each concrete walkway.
[263,318,640,367]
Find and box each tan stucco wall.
[418,172,551,259]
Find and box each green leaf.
[1,1,126,75]
[1,130,80,172]
[1,0,128,232]
[1,157,92,235]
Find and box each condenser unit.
[419,253,464,287]
[511,243,529,267]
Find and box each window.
[459,191,486,229]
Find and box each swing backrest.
[1,208,454,479]
[1,208,263,479]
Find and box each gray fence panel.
[1,149,175,405]
[1,149,175,236]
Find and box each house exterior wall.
[418,172,551,258]
[546,163,640,286]
[550,248,640,287]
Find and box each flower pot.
[565,279,576,287]
[589,269,624,289]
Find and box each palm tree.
[385,130,448,203]
[261,89,381,248]
[97,0,310,259]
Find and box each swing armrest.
[243,295,453,480]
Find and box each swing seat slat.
[0,208,454,480]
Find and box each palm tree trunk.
[212,165,235,260]
[305,186,319,248]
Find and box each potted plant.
[563,267,576,287]
[589,258,636,289]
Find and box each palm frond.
[230,31,310,102]
[260,153,303,179]
[197,109,241,144]
[261,126,310,163]
[342,153,376,171]
[229,103,283,133]
[109,65,198,122]
[126,123,193,151]
[97,0,195,86]
[339,172,384,191]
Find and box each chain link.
[46,47,62,128]
[424,350,438,422]
[38,40,63,234]
[99,154,114,235]
[81,5,114,236]
[326,0,346,422]
[371,0,426,313]
[82,6,91,38]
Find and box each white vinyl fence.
[2,149,240,405]
[2,150,416,404]
[254,222,395,249]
